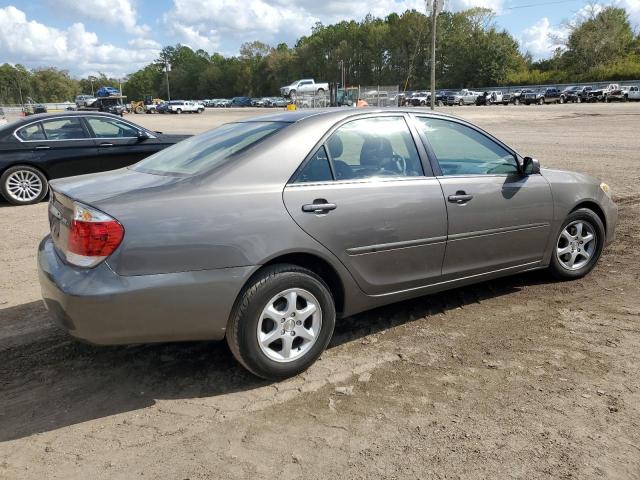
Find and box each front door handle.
[99,143,114,147]
[448,191,473,204]
[35,146,50,150]
[302,200,337,213]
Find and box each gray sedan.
[38,109,617,380]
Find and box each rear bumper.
[38,236,256,345]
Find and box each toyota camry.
[38,109,617,380]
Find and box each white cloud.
[165,0,503,54]
[53,0,150,35]
[520,17,567,59]
[0,6,160,77]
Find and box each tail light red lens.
[65,203,124,267]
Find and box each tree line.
[1,6,639,104]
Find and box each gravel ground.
[0,103,639,479]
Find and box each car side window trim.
[409,114,523,177]
[287,113,433,186]
[12,115,156,142]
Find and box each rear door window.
[325,116,424,180]
[294,146,333,183]
[41,118,89,140]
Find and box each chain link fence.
[291,85,400,108]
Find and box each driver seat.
[360,137,395,171]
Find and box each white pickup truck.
[624,85,640,101]
[167,100,204,114]
[280,79,329,98]
[446,89,481,106]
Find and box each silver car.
[38,109,617,380]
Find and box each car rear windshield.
[131,121,289,176]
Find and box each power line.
[502,0,582,11]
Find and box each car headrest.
[360,137,393,167]
[327,134,343,158]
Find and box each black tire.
[458,99,464,106]
[176,108,182,114]
[549,208,605,280]
[0,165,48,206]
[198,108,204,113]
[227,264,336,380]
[514,98,520,105]
[538,97,544,105]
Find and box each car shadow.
[0,270,552,442]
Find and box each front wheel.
[458,99,464,106]
[0,165,48,206]
[549,209,605,280]
[227,264,336,380]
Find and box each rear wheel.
[134,105,144,114]
[1,165,48,206]
[227,264,336,380]
[549,209,605,280]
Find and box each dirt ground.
[1,103,639,479]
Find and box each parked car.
[409,91,431,106]
[230,97,253,107]
[575,86,595,103]
[625,85,640,101]
[167,100,204,114]
[37,109,617,380]
[280,79,329,98]
[446,89,480,106]
[75,95,96,107]
[487,91,507,105]
[77,96,127,116]
[214,99,231,108]
[95,86,120,97]
[594,84,625,102]
[510,89,535,105]
[561,86,581,103]
[524,87,562,105]
[0,112,189,205]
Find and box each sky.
[1,0,639,78]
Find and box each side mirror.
[137,130,150,141]
[522,156,540,175]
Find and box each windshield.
[132,121,289,176]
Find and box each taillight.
[65,203,124,267]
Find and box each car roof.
[238,107,464,125]
[0,111,132,135]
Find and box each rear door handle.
[302,201,337,213]
[35,146,50,150]
[448,192,473,204]
[99,143,114,147]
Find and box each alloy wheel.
[556,220,597,270]
[5,169,43,203]
[257,288,322,363]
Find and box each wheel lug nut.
[296,320,302,326]
[281,318,285,323]
[291,312,296,317]
[290,331,295,336]
[281,329,285,335]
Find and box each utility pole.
[430,0,438,110]
[165,62,171,101]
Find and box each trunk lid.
[47,168,181,261]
